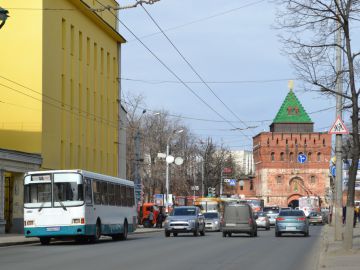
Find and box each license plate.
[46,227,60,232]
[226,223,236,226]
[286,226,296,231]
[173,226,185,230]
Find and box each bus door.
[84,178,96,232]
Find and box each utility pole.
[220,168,223,196]
[201,159,205,197]
[334,2,343,241]
[134,131,142,206]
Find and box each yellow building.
[0,0,126,233]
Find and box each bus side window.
[101,182,108,205]
[93,180,101,205]
[115,184,121,206]
[130,186,134,206]
[85,178,93,205]
[126,186,131,206]
[121,185,126,206]
[108,183,115,206]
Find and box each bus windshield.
[24,173,84,208]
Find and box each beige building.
[0,0,127,233]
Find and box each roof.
[272,90,312,124]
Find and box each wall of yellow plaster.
[42,0,119,176]
[0,0,43,153]
[0,0,121,177]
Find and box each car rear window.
[279,210,305,216]
[263,207,279,213]
[204,212,219,219]
[172,208,196,216]
[224,205,250,220]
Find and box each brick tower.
[253,88,332,208]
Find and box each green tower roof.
[273,90,312,124]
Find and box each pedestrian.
[156,207,164,228]
[342,206,346,224]
[354,208,357,228]
[147,208,154,228]
[355,203,360,223]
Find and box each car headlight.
[164,219,170,224]
[214,221,219,225]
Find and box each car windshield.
[309,212,320,216]
[204,212,219,219]
[171,208,196,216]
[279,210,305,216]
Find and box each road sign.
[229,179,236,186]
[330,166,336,177]
[191,185,199,191]
[329,116,349,134]
[223,167,232,174]
[224,178,230,183]
[297,154,307,164]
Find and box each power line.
[126,0,266,42]
[140,4,253,137]
[121,77,297,85]
[94,1,247,136]
[0,76,119,129]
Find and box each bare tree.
[276,0,360,249]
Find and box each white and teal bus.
[24,169,137,245]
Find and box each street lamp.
[165,129,183,213]
[0,7,9,29]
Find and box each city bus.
[24,169,137,245]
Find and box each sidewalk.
[318,223,360,270]
[0,226,163,247]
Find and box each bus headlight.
[25,220,34,226]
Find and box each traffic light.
[208,187,216,196]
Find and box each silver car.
[263,206,280,226]
[164,206,206,237]
[204,212,221,231]
[255,212,270,230]
[275,210,309,237]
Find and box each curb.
[316,225,329,269]
[0,229,164,247]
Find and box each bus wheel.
[120,221,128,240]
[90,220,101,243]
[39,237,50,245]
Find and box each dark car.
[221,203,257,237]
[275,210,309,237]
[164,206,205,237]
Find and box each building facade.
[0,0,127,233]
[252,89,332,208]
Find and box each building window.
[289,152,294,162]
[280,152,284,161]
[250,180,253,190]
[267,138,270,146]
[286,139,288,145]
[304,138,307,146]
[271,152,275,161]
[317,152,321,162]
[323,139,326,146]
[310,175,316,184]
[240,185,243,191]
[308,152,312,161]
[277,175,282,184]
[276,138,279,145]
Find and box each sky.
[117,0,337,150]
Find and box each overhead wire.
[94,0,250,140]
[140,4,255,137]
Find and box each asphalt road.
[0,226,323,270]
